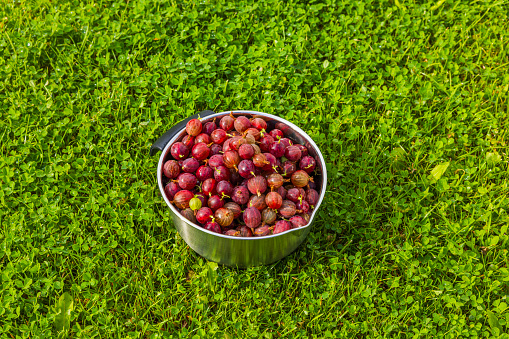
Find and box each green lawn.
[1,0,509,337]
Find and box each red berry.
[287,188,306,203]
[181,208,196,223]
[280,138,293,148]
[210,144,222,156]
[238,160,256,179]
[186,119,202,136]
[232,186,250,205]
[208,154,225,169]
[279,200,296,218]
[253,153,269,168]
[222,138,235,153]
[299,156,317,174]
[173,190,194,209]
[219,115,235,131]
[229,168,241,185]
[216,180,234,198]
[234,116,251,133]
[215,208,234,227]
[251,118,267,131]
[223,150,241,170]
[259,135,274,152]
[281,160,297,177]
[269,141,286,158]
[225,229,240,236]
[196,165,213,181]
[274,122,289,132]
[224,202,242,219]
[181,158,200,173]
[170,142,189,160]
[163,160,180,179]
[191,142,210,161]
[247,176,267,196]
[202,178,217,196]
[195,133,211,144]
[239,225,253,237]
[269,129,284,139]
[267,173,284,190]
[208,195,224,211]
[181,135,195,148]
[254,225,271,236]
[306,189,319,208]
[275,157,283,169]
[231,137,247,150]
[243,207,261,228]
[290,215,307,228]
[296,200,310,214]
[203,121,217,135]
[284,145,302,162]
[196,207,214,224]
[261,208,277,225]
[204,221,222,233]
[291,170,311,187]
[244,128,261,141]
[262,153,277,172]
[296,144,308,157]
[238,144,255,160]
[164,181,180,200]
[248,194,267,211]
[177,173,197,190]
[265,191,283,209]
[214,165,230,182]
[211,129,228,144]
[273,220,292,234]
[276,186,287,200]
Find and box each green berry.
[189,197,202,211]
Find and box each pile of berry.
[163,114,320,237]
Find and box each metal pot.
[150,110,327,267]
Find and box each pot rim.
[157,110,328,240]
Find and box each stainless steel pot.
[150,110,327,267]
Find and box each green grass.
[1,0,509,337]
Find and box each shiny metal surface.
[157,111,327,267]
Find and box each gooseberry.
[186,119,202,136]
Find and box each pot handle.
[150,110,216,156]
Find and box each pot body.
[154,111,327,267]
